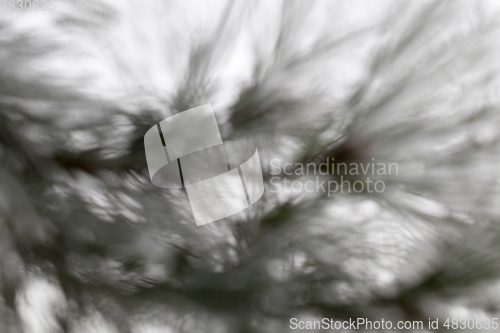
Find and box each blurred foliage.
[1,0,500,332]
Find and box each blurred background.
[1,0,500,332]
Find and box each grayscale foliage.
[1,0,500,332]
